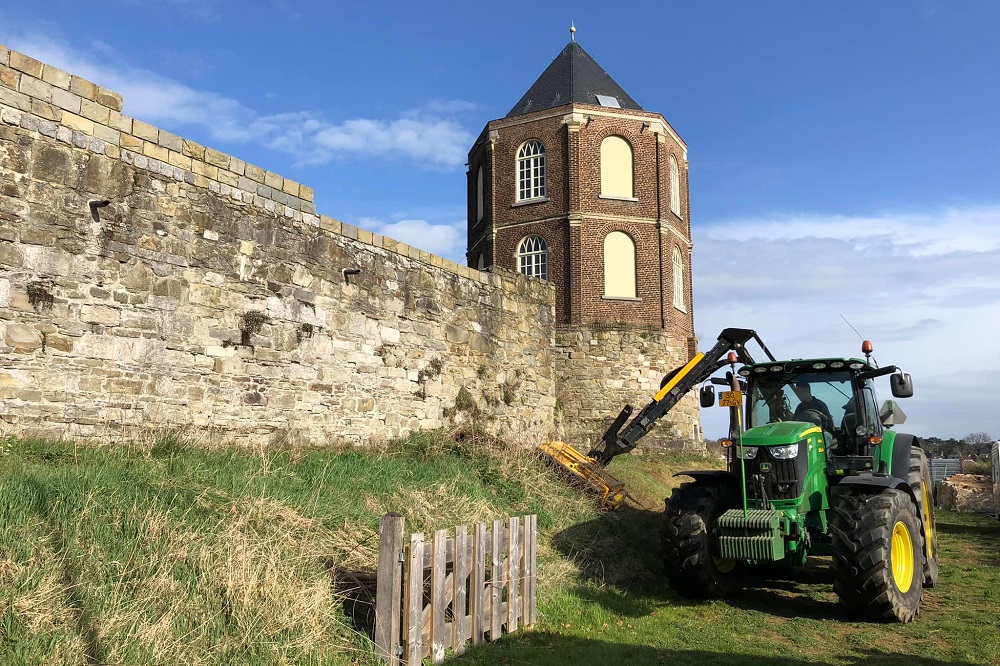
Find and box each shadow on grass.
[935,519,1000,539]
[325,564,377,640]
[453,632,982,666]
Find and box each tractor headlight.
[737,446,758,459]
[769,443,800,460]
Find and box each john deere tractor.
[551,328,938,622]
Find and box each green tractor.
[585,328,938,622]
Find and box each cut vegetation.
[1,433,997,665]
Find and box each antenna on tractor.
[841,314,878,367]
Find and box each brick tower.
[466,36,703,450]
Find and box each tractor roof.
[741,357,876,378]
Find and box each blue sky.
[2,1,998,441]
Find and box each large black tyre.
[662,482,744,599]
[831,488,924,622]
[908,446,940,588]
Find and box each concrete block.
[93,124,121,145]
[167,150,192,170]
[282,179,299,197]
[1,107,21,125]
[0,86,29,111]
[299,184,314,202]
[229,156,245,175]
[41,64,71,90]
[9,51,42,78]
[120,133,142,151]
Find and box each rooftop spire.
[570,21,576,42]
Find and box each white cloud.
[693,205,1000,441]
[355,217,467,262]
[0,32,474,168]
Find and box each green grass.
[1,436,998,665]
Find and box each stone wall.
[555,325,700,451]
[0,45,557,447]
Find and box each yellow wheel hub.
[713,556,736,574]
[922,481,934,559]
[891,521,915,593]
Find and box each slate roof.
[506,41,643,118]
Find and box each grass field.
[1,433,997,665]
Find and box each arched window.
[603,231,636,298]
[672,246,685,310]
[669,154,681,216]
[476,166,484,222]
[477,253,485,270]
[600,136,633,198]
[517,235,548,280]
[517,140,546,201]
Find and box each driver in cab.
[792,381,833,425]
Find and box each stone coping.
[0,44,542,292]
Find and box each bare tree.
[962,431,993,457]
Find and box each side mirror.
[700,385,716,408]
[890,372,914,398]
[880,399,907,427]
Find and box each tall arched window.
[477,253,485,270]
[672,246,685,310]
[600,136,633,198]
[603,231,636,298]
[517,235,548,280]
[669,154,681,216]
[517,140,546,201]
[476,166,484,222]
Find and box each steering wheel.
[794,408,835,432]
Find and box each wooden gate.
[374,513,537,665]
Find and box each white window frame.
[517,234,548,281]
[517,140,547,202]
[669,154,681,217]
[672,246,685,311]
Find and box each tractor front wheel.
[662,481,744,599]
[831,488,924,622]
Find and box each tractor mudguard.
[832,475,907,492]
[889,433,917,480]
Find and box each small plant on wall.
[26,281,54,311]
[239,310,270,346]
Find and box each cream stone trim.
[492,106,687,150]
[658,221,693,248]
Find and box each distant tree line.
[921,432,995,459]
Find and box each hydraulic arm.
[586,328,775,466]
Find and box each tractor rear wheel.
[831,488,924,622]
[662,481,744,598]
[908,446,939,588]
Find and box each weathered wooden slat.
[375,514,405,665]
[453,525,469,656]
[405,532,424,665]
[527,514,537,627]
[430,529,448,664]
[490,518,503,641]
[420,531,508,562]
[471,521,486,645]
[508,516,520,633]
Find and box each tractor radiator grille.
[741,444,808,501]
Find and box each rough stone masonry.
[0,45,558,447]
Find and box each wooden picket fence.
[374,513,537,665]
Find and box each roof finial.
[570,21,576,42]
